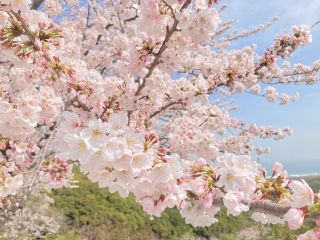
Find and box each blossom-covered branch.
[0,0,320,238]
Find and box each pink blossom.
[0,0,319,232]
[283,208,304,230]
[223,192,249,216]
[272,162,283,172]
[1,0,31,12]
[298,230,319,240]
[289,180,314,208]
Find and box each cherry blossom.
[283,208,304,230]
[297,230,319,240]
[1,0,31,12]
[289,180,314,208]
[0,0,319,238]
[223,191,249,216]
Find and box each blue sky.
[218,0,320,175]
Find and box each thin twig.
[311,19,320,28]
[148,101,181,120]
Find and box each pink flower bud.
[67,69,76,78]
[272,162,283,172]
[53,56,60,62]
[38,22,46,29]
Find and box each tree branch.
[135,0,192,96]
[31,0,45,10]
[212,198,320,220]
[148,101,181,120]
[246,200,290,216]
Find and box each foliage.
[50,169,320,239]
[45,231,83,240]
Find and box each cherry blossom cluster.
[0,159,23,200]
[0,0,31,13]
[0,0,319,238]
[178,158,319,235]
[54,111,186,216]
[272,25,312,58]
[40,157,72,189]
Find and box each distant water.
[259,159,320,176]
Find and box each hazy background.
[219,0,320,175]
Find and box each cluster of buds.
[40,157,72,188]
[272,25,312,58]
[116,82,127,95]
[184,159,218,201]
[144,132,159,151]
[136,38,161,63]
[101,96,120,121]
[0,19,34,58]
[256,164,291,203]
[256,25,312,79]
[0,18,62,58]
[157,0,175,17]
[45,56,76,81]
[66,80,93,97]
[0,14,75,85]
[34,22,62,51]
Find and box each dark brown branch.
[124,14,139,23]
[66,95,91,112]
[312,19,320,28]
[31,0,45,10]
[82,4,92,41]
[148,101,181,120]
